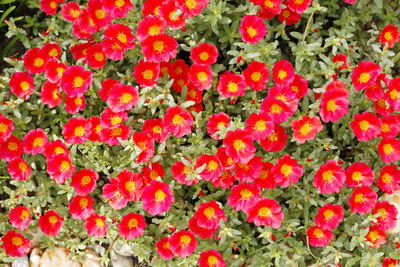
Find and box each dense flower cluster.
[1,0,400,265]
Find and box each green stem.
[302,10,316,42]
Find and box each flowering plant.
[1,0,400,266]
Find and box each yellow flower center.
[155,189,166,202]
[21,210,29,219]
[258,207,271,217]
[96,218,104,227]
[322,170,334,183]
[368,230,378,242]
[71,9,79,18]
[185,0,197,9]
[153,125,162,134]
[381,123,389,133]
[359,73,370,83]
[81,175,91,186]
[197,72,207,82]
[153,41,164,52]
[150,170,158,180]
[74,126,85,137]
[49,215,58,224]
[376,208,387,219]
[326,100,336,111]
[255,120,266,131]
[389,89,399,100]
[73,76,83,88]
[125,181,136,192]
[111,127,122,136]
[8,142,18,151]
[300,123,311,135]
[314,228,323,238]
[95,9,105,19]
[280,164,292,177]
[0,122,7,132]
[203,207,215,218]
[323,209,334,220]
[278,70,287,80]
[199,52,209,61]
[268,132,278,142]
[180,235,191,247]
[271,104,282,114]
[382,173,392,184]
[60,160,71,172]
[359,120,369,131]
[208,256,218,266]
[34,58,44,67]
[251,72,261,82]
[54,147,64,154]
[94,52,104,62]
[79,198,88,208]
[172,114,184,125]
[264,0,273,8]
[128,218,138,228]
[148,25,160,36]
[74,97,82,105]
[143,70,154,80]
[19,162,27,171]
[50,1,57,9]
[352,171,362,182]
[115,0,125,9]
[384,32,393,41]
[240,189,252,200]
[247,27,257,38]
[117,33,127,43]
[208,160,219,171]
[33,137,43,148]
[121,93,132,103]
[227,82,238,92]
[233,139,245,151]
[111,116,122,126]
[20,81,30,92]
[383,144,393,155]
[12,236,23,246]
[354,193,365,203]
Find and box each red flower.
[345,162,374,188]
[364,226,387,248]
[372,201,398,231]
[0,114,13,143]
[7,158,31,181]
[118,213,146,240]
[136,15,167,41]
[190,43,218,65]
[313,160,345,194]
[188,216,216,239]
[319,89,349,123]
[290,115,323,144]
[141,34,178,62]
[239,15,267,44]
[377,165,400,194]
[256,0,282,15]
[259,123,288,152]
[142,162,165,184]
[169,230,198,258]
[198,250,226,267]
[211,170,236,189]
[101,38,126,60]
[348,186,377,214]
[43,139,68,158]
[243,61,270,91]
[9,206,31,231]
[0,135,23,162]
[99,124,131,146]
[40,0,59,15]
[223,129,256,164]
[44,58,66,83]
[132,131,155,163]
[333,54,349,70]
[382,258,398,267]
[142,118,168,143]
[87,0,112,28]
[176,0,209,17]
[375,98,395,117]
[246,197,284,228]
[46,154,76,184]
[85,43,106,69]
[71,168,99,196]
[68,195,95,220]
[365,73,386,101]
[272,154,303,188]
[287,0,312,14]
[385,77,400,111]
[117,170,144,201]
[43,42,61,59]
[216,146,235,171]
[65,95,86,114]
[260,97,292,123]
[0,230,30,257]
[103,0,133,18]
[351,61,381,91]
[272,59,295,86]
[24,47,49,74]
[40,81,62,108]
[350,112,381,141]
[159,0,186,30]
[307,226,333,247]
[378,24,399,48]
[235,156,263,183]
[207,112,230,140]
[254,162,277,189]
[39,210,63,236]
[107,83,139,112]
[194,200,226,229]
[60,1,80,21]
[186,83,204,104]
[378,138,400,163]
[163,106,194,138]
[133,60,160,88]
[228,182,260,212]
[9,72,35,100]
[88,116,102,142]
[278,7,301,25]
[61,65,93,97]
[100,108,127,128]
[314,204,343,230]
[85,213,107,237]
[195,154,222,182]
[216,71,246,99]
[102,177,128,210]
[156,236,174,260]
[244,112,274,141]
[188,64,213,91]
[171,158,199,186]
[23,128,48,155]
[142,180,174,215]
[62,117,91,144]
[379,115,400,139]
[70,42,91,61]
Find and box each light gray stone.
[39,247,81,267]
[110,251,133,267]
[112,241,134,257]
[11,255,29,267]
[29,248,43,267]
